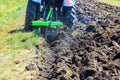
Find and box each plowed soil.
[26,0,120,80]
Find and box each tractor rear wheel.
[63,6,77,28]
[24,1,41,31]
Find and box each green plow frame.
[32,7,63,42]
[32,21,63,27]
[32,8,63,27]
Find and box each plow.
[32,7,63,42]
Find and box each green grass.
[0,0,27,14]
[97,0,120,6]
[0,0,45,79]
[0,0,29,53]
[0,30,43,80]
[3,31,41,54]
[0,0,27,26]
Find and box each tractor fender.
[63,0,75,7]
[31,0,42,3]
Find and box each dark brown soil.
[26,0,120,80]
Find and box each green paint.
[32,21,63,27]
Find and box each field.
[0,0,120,80]
[35,0,120,79]
[0,0,43,79]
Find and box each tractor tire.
[24,0,41,31]
[63,6,77,28]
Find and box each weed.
[97,0,120,6]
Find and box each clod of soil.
[14,60,20,64]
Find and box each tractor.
[24,0,77,42]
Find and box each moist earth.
[26,0,120,80]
